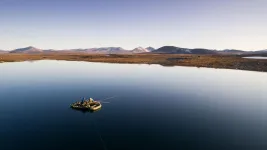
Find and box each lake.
[243,56,267,59]
[1,60,267,150]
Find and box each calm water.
[243,56,267,59]
[1,60,267,150]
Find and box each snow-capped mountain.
[131,47,150,53]
[146,47,156,51]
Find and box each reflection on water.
[0,60,267,150]
[243,56,267,59]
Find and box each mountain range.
[1,46,267,55]
[0,50,8,53]
[152,46,218,54]
[151,46,267,55]
[3,46,155,54]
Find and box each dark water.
[1,60,267,150]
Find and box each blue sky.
[0,0,266,50]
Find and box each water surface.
[1,60,267,150]
[243,56,267,59]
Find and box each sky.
[0,0,266,51]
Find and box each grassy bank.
[0,53,267,72]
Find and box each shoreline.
[0,53,267,72]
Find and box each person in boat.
[81,97,85,104]
[89,98,94,102]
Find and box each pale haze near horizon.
[0,0,266,51]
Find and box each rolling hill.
[0,50,8,53]
[152,46,246,55]
[10,46,43,53]
[152,46,217,54]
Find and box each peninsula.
[0,46,267,72]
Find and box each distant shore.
[0,53,267,72]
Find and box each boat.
[89,102,102,111]
[70,98,102,111]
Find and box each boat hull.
[89,104,102,111]
[70,100,102,111]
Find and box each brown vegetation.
[0,53,267,72]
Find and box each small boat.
[70,98,102,111]
[89,102,102,111]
